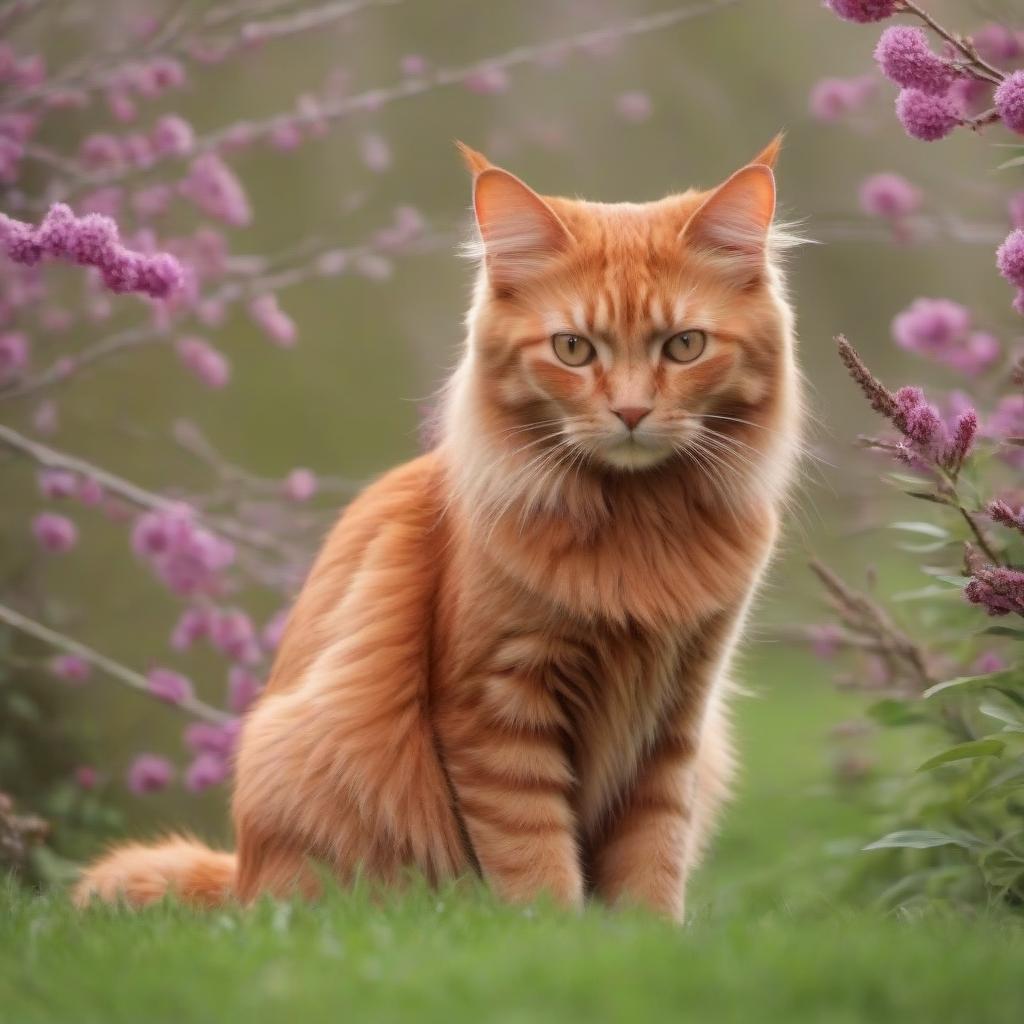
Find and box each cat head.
[447,140,799,515]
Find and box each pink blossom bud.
[50,654,91,684]
[32,512,77,553]
[146,667,193,705]
[77,476,104,506]
[895,88,960,141]
[464,65,509,95]
[995,70,1024,135]
[400,54,429,76]
[825,0,897,22]
[127,754,173,794]
[170,606,211,651]
[269,120,303,152]
[228,666,262,714]
[248,293,297,346]
[997,229,1024,290]
[858,172,921,219]
[185,753,230,792]
[180,154,252,227]
[184,720,239,757]
[151,114,194,156]
[283,467,317,502]
[176,336,230,389]
[38,468,77,499]
[809,75,876,122]
[106,89,136,122]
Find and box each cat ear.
[750,132,784,170]
[681,164,776,281]
[471,167,573,288]
[456,140,493,176]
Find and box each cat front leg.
[440,670,584,910]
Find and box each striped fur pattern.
[75,140,801,921]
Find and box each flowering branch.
[0,602,231,724]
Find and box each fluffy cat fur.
[75,137,801,921]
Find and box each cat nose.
[612,406,652,431]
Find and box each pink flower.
[127,754,173,794]
[228,666,262,714]
[891,298,1000,375]
[896,88,960,141]
[75,765,99,790]
[972,651,1007,675]
[0,330,28,382]
[170,606,211,651]
[209,607,259,663]
[50,654,91,684]
[615,91,653,123]
[79,133,123,170]
[825,0,897,22]
[131,506,235,596]
[1009,192,1024,230]
[32,512,77,553]
[875,26,957,95]
[997,229,1024,290]
[184,720,239,757]
[179,154,252,227]
[400,54,429,76]
[283,467,317,502]
[77,476,104,506]
[809,624,843,659]
[185,753,230,792]
[151,114,194,156]
[176,336,230,389]
[946,77,992,118]
[972,23,1023,64]
[809,75,875,121]
[248,293,297,346]
[132,183,175,219]
[38,468,78,499]
[995,71,1024,135]
[859,172,921,219]
[146,667,193,705]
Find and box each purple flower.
[946,77,992,118]
[183,720,239,757]
[77,476,104,507]
[228,666,262,714]
[965,565,1024,617]
[151,114,194,156]
[891,298,1000,375]
[179,154,252,227]
[209,607,259,663]
[400,54,429,76]
[38,468,78,499]
[995,71,1024,136]
[896,88,960,141]
[79,133,123,170]
[283,468,317,502]
[859,172,921,219]
[944,408,978,471]
[997,229,1024,290]
[972,23,1023,64]
[131,507,235,596]
[0,330,29,383]
[825,0,897,23]
[146,667,193,705]
[248,293,297,346]
[809,624,843,659]
[875,26,957,95]
[185,753,230,792]
[127,754,173,794]
[32,512,78,553]
[810,75,876,121]
[972,650,1007,675]
[176,336,230,389]
[50,654,91,684]
[170,606,211,651]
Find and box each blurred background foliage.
[1,0,1021,902]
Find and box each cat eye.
[551,332,596,367]
[663,330,707,364]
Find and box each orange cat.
[75,139,801,921]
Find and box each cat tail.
[72,834,236,909]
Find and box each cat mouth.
[597,435,674,471]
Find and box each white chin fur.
[596,438,673,471]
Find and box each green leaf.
[903,491,950,506]
[971,760,1024,803]
[863,830,983,851]
[924,669,1022,699]
[979,701,1024,729]
[989,686,1024,711]
[891,521,949,539]
[867,699,926,727]
[917,739,1005,772]
[980,626,1024,640]
[934,575,969,588]
[998,154,1024,170]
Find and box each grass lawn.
[3,647,1022,1023]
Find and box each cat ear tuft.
[472,168,573,289]
[751,132,784,170]
[456,141,493,176]
[681,164,776,282]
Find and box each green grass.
[3,648,1023,1023]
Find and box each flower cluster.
[130,506,235,597]
[1,204,184,299]
[891,298,1000,375]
